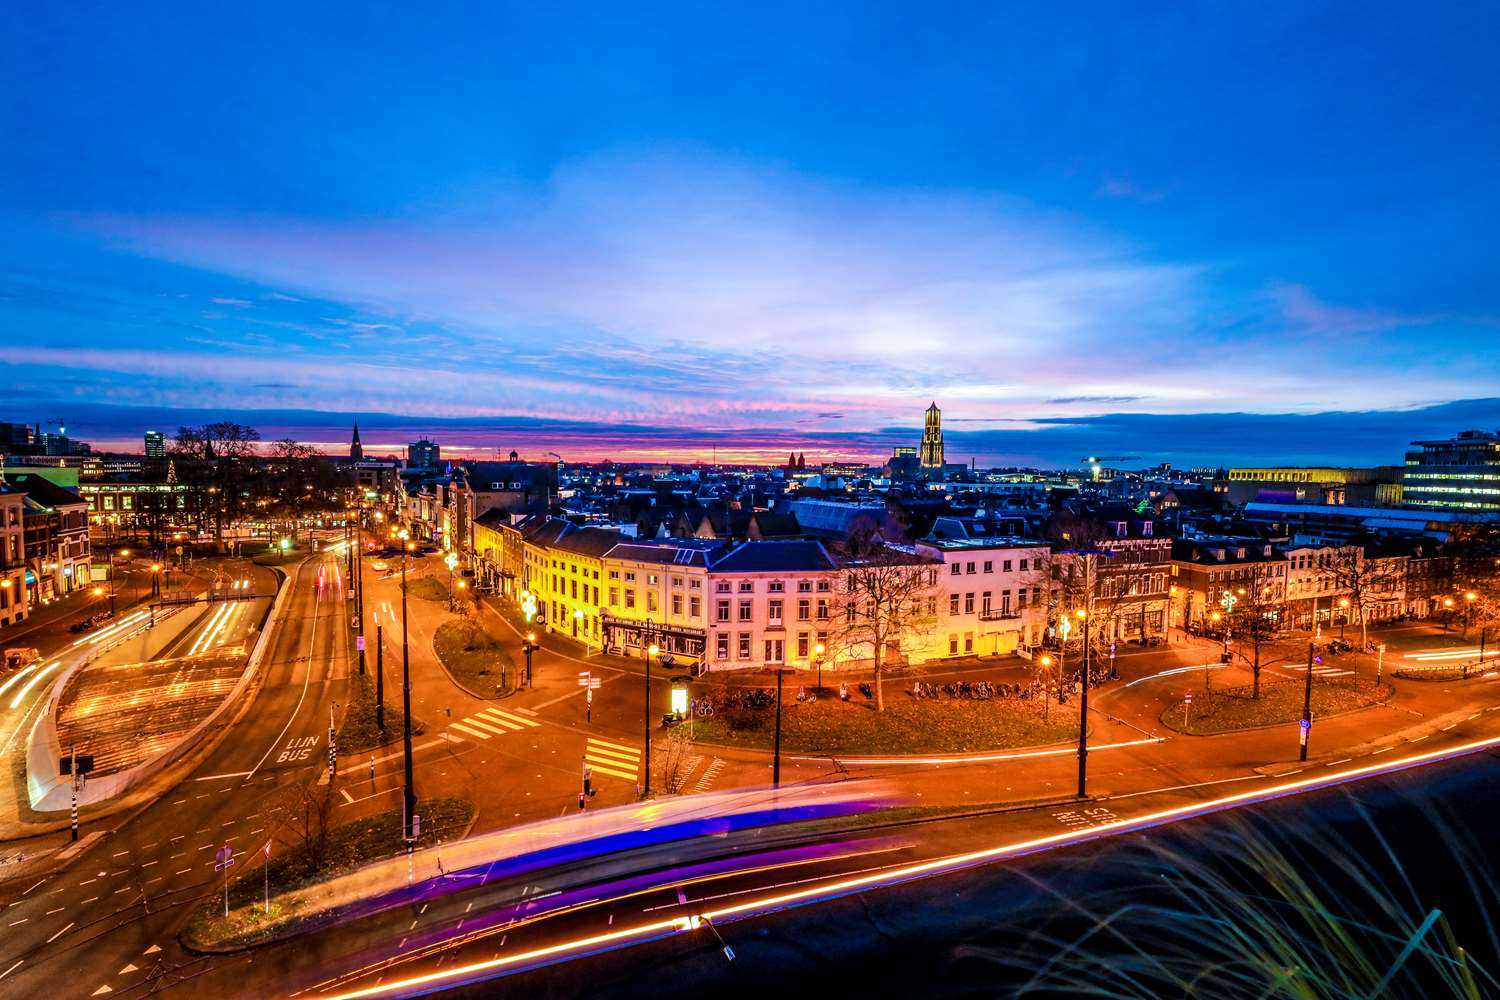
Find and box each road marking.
[45,907,64,915]
[586,760,638,781]
[46,921,74,943]
[192,770,253,782]
[91,986,112,996]
[82,897,97,904]
[175,869,191,876]
[340,788,355,804]
[450,722,490,740]
[465,717,514,736]
[1372,746,1394,754]
[9,918,27,926]
[585,744,639,764]
[112,851,130,858]
[143,944,161,954]
[585,734,637,754]
[119,963,139,974]
[0,961,21,981]
[488,708,539,729]
[246,561,324,780]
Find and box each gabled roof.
[708,539,837,574]
[605,542,713,567]
[553,526,621,559]
[2,473,88,510]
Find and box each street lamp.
[1074,607,1090,798]
[1037,654,1054,723]
[522,631,539,689]
[1338,596,1351,642]
[644,640,659,799]
[813,641,826,690]
[1444,595,1456,632]
[398,531,416,840]
[1465,590,1479,636]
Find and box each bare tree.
[828,532,939,712]
[658,726,696,795]
[269,778,341,874]
[1225,565,1291,700]
[1326,546,1405,649]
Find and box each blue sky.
[3,3,1498,465]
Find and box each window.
[1002,589,1012,613]
[716,599,730,623]
[1019,558,1028,571]
[648,574,659,585]
[671,594,682,616]
[716,581,731,593]
[768,580,784,593]
[817,580,831,592]
[797,580,812,592]
[647,592,658,612]
[949,594,960,615]
[570,580,578,599]
[764,638,784,664]
[625,572,637,582]
[738,599,753,621]
[716,633,730,659]
[768,599,783,625]
[950,563,961,576]
[624,591,636,609]
[738,633,752,659]
[689,596,701,618]
[816,599,829,620]
[949,634,959,655]
[738,581,753,593]
[690,578,701,589]
[983,560,993,573]
[964,633,974,654]
[982,591,992,613]
[964,593,974,614]
[672,576,683,587]
[966,561,976,574]
[608,587,618,606]
[797,599,810,621]
[797,632,810,658]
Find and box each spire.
[350,421,364,461]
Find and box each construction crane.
[1082,455,1140,464]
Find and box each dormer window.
[1114,521,1128,537]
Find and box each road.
[0,547,352,996]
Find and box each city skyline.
[6,4,1500,464]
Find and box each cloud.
[209,296,252,307]
[1270,282,1438,336]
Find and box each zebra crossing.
[693,757,726,793]
[584,736,641,782]
[1271,662,1355,681]
[447,705,541,741]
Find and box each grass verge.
[433,620,516,698]
[1159,677,1391,735]
[338,672,426,753]
[687,694,1077,754]
[181,795,474,951]
[403,575,449,602]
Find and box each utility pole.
[327,701,338,782]
[401,541,416,838]
[643,637,656,799]
[375,624,385,732]
[1299,640,1315,761]
[772,663,785,788]
[1077,605,1090,798]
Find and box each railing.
[978,608,1022,621]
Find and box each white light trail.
[9,662,61,710]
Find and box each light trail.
[71,609,151,648]
[1122,661,1226,689]
[317,729,1500,1000]
[1404,647,1499,662]
[188,602,235,656]
[811,735,1165,767]
[0,662,42,704]
[9,662,61,710]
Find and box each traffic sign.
[214,844,235,871]
[1183,691,1193,705]
[356,635,366,652]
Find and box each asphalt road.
[0,547,352,996]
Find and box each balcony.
[978,608,1022,621]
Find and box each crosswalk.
[693,757,726,793]
[1271,663,1355,681]
[584,736,641,783]
[447,705,541,741]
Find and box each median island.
[433,620,516,698]
[1159,677,1391,736]
[687,691,1078,755]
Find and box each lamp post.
[522,631,539,689]
[1443,596,1456,632]
[772,659,786,789]
[813,641,826,690]
[644,639,658,799]
[1338,596,1351,642]
[1299,641,1315,761]
[399,530,416,839]
[1464,590,1478,637]
[108,547,131,616]
[1075,607,1089,798]
[444,553,458,612]
[1037,654,1053,723]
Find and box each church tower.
[350,422,364,462]
[919,402,945,469]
